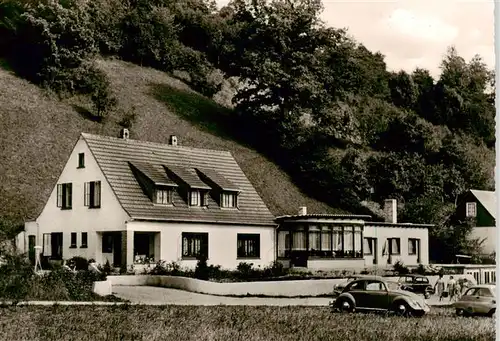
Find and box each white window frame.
[155,188,173,205]
[57,183,72,209]
[466,202,477,218]
[189,190,200,206]
[84,181,101,208]
[221,192,237,208]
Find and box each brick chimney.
[298,206,307,216]
[383,199,397,223]
[169,135,178,146]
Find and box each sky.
[216,0,495,79]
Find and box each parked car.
[397,274,434,298]
[453,285,496,317]
[332,275,385,297]
[331,277,430,317]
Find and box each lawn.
[0,305,494,341]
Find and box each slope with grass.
[0,58,345,223]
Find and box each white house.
[276,200,431,270]
[21,131,277,270]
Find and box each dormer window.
[189,190,209,207]
[466,202,477,217]
[190,190,200,206]
[155,188,173,205]
[222,192,237,208]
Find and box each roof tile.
[82,133,276,226]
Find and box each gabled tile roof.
[164,165,211,190]
[470,189,496,219]
[129,161,178,187]
[195,167,239,192]
[82,133,276,226]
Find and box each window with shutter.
[57,183,72,209]
[84,181,101,208]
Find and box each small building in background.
[451,189,496,257]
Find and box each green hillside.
[0,58,343,222]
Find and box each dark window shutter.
[67,183,72,208]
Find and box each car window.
[477,288,494,297]
[346,281,364,291]
[415,277,428,283]
[464,288,479,296]
[366,281,385,291]
[386,282,400,290]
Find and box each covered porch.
[98,231,161,268]
[276,215,367,269]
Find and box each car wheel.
[393,301,412,317]
[424,292,431,299]
[337,298,354,313]
[488,309,495,318]
[456,308,465,317]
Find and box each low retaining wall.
[108,274,477,297]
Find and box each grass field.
[0,305,494,341]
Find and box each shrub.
[68,256,88,271]
[414,263,426,275]
[194,256,209,280]
[88,68,117,118]
[118,105,137,130]
[393,260,409,275]
[262,261,287,278]
[0,253,34,300]
[236,262,254,280]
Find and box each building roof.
[469,189,496,219]
[276,214,433,228]
[82,133,276,226]
[366,222,433,228]
[129,161,178,187]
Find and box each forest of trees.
[0,0,495,263]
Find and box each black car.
[397,274,434,298]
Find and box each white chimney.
[298,206,307,216]
[383,199,397,223]
[120,128,129,140]
[169,135,178,146]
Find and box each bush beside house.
[126,258,451,283]
[0,253,121,302]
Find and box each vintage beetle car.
[397,274,434,298]
[332,275,385,297]
[331,277,430,317]
[454,285,496,317]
